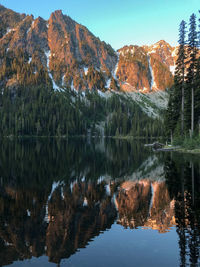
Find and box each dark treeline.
[165,153,200,266]
[0,47,163,137]
[165,11,200,139]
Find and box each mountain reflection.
[0,139,200,266]
[116,180,175,232]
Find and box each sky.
[0,0,199,50]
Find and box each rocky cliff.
[0,4,177,93]
[117,40,177,92]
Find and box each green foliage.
[103,94,163,138]
[165,12,200,140]
[172,135,200,150]
[0,84,87,136]
[172,136,184,146]
[182,137,199,150]
[0,37,163,138]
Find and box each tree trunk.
[181,64,185,135]
[181,84,184,135]
[191,86,194,137]
[171,130,173,144]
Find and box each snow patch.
[45,50,51,68]
[147,56,154,90]
[45,50,61,91]
[170,65,176,75]
[172,47,178,58]
[27,21,35,34]
[97,90,106,98]
[49,72,60,91]
[6,28,11,34]
[105,78,111,89]
[27,27,31,34]
[62,75,65,86]
[113,55,119,80]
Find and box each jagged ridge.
[0,4,177,93]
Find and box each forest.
[0,47,163,138]
[165,11,200,144]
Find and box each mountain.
[117,40,177,93]
[0,5,176,137]
[0,5,117,91]
[0,4,176,93]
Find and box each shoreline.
[156,146,200,154]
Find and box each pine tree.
[195,10,200,135]
[175,20,187,136]
[165,21,187,139]
[186,14,198,136]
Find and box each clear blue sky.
[1,0,199,50]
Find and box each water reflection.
[116,180,175,233]
[0,139,200,266]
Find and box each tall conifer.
[195,11,200,133]
[175,20,187,135]
[186,14,198,136]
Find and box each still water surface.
[0,139,200,267]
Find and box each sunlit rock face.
[116,180,176,232]
[0,5,177,93]
[0,5,117,91]
[117,40,176,93]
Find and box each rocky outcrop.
[0,5,177,93]
[0,5,26,39]
[0,5,117,91]
[117,40,176,92]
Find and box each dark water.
[0,139,200,267]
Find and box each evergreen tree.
[165,21,187,139]
[195,10,200,134]
[186,14,198,136]
[175,20,187,136]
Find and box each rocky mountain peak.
[0,5,176,93]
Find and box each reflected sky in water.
[0,138,200,267]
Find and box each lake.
[0,138,200,267]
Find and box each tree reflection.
[165,153,200,267]
[0,140,200,266]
